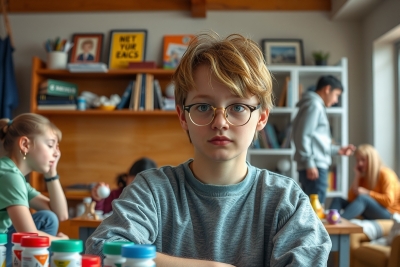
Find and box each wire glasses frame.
[183,103,261,126]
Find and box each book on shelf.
[39,79,78,97]
[153,79,164,110]
[37,94,75,101]
[37,104,77,110]
[117,81,134,110]
[67,63,108,73]
[145,74,154,111]
[264,124,280,149]
[138,74,146,110]
[131,74,143,110]
[128,61,157,69]
[277,76,289,107]
[163,34,194,69]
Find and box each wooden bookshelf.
[30,57,194,195]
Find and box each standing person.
[0,113,69,267]
[86,31,331,266]
[329,144,400,219]
[292,75,355,205]
[90,157,157,214]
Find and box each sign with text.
[108,30,147,69]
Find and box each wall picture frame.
[108,29,148,69]
[262,39,304,66]
[69,33,104,63]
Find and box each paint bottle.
[81,255,101,267]
[122,244,156,267]
[11,233,39,267]
[0,233,7,267]
[21,236,50,267]
[50,240,83,267]
[103,241,134,267]
[310,194,325,219]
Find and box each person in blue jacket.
[292,75,356,205]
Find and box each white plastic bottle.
[21,236,50,267]
[103,241,133,267]
[122,245,156,267]
[0,233,7,267]
[11,233,39,267]
[50,240,83,267]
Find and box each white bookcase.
[248,58,349,199]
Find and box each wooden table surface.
[322,218,363,234]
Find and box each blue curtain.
[0,35,18,118]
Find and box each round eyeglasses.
[183,103,261,126]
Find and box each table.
[323,218,363,267]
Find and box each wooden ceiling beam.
[6,0,330,15]
[191,0,206,18]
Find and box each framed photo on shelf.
[108,29,148,69]
[261,39,304,66]
[163,34,194,69]
[69,33,104,63]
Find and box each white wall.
[362,0,400,170]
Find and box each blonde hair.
[172,31,274,111]
[356,144,382,189]
[0,113,62,154]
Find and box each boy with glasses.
[86,31,331,266]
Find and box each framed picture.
[69,33,104,63]
[108,29,147,69]
[262,39,304,66]
[163,34,194,69]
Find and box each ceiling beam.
[6,0,330,16]
[191,0,206,18]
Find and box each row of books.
[37,79,78,110]
[253,124,292,149]
[117,74,175,111]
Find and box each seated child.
[91,157,157,214]
[0,113,69,267]
[86,31,331,266]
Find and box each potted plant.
[312,51,330,66]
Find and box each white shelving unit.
[248,58,348,199]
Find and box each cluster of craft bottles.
[0,233,156,267]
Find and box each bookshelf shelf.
[248,58,349,199]
[29,56,193,194]
[34,109,177,116]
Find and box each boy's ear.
[323,85,331,94]
[176,105,189,130]
[256,109,269,131]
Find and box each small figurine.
[326,209,341,224]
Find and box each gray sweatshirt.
[85,160,331,266]
[292,91,340,170]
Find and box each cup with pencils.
[45,37,73,69]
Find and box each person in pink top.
[91,157,157,214]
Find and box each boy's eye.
[229,104,246,112]
[196,104,211,112]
